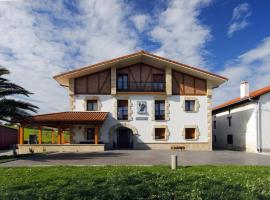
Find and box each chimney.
[240,81,249,98]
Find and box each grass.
[0,166,270,199]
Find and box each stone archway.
[109,123,138,149]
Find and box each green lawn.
[0,166,270,199]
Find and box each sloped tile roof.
[29,112,109,123]
[213,85,270,112]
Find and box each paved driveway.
[1,150,270,166]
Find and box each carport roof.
[20,111,109,126]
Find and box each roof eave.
[212,97,255,113]
[53,51,228,87]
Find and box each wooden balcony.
[117,82,165,92]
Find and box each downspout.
[256,100,262,152]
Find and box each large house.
[213,82,270,152]
[17,51,227,153]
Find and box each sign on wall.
[137,101,147,114]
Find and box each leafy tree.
[0,66,38,122]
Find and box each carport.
[17,111,108,154]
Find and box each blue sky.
[0,0,270,113]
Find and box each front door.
[117,128,132,149]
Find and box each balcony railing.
[117,82,165,92]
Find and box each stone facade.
[135,142,211,150]
[18,144,105,154]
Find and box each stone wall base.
[18,144,105,154]
[134,142,212,151]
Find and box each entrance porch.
[109,123,138,149]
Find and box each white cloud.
[0,0,138,114]
[0,0,216,114]
[228,3,251,37]
[213,37,270,106]
[130,14,150,32]
[150,0,212,67]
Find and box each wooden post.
[38,126,42,144]
[19,126,24,145]
[51,130,55,144]
[61,129,64,144]
[94,126,99,144]
[57,127,61,144]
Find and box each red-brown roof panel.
[213,85,270,112]
[29,112,109,123]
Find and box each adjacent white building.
[213,82,270,152]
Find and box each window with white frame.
[117,100,128,120]
[154,128,166,140]
[185,128,196,139]
[155,100,165,120]
[182,97,199,112]
[185,100,195,111]
[183,125,199,140]
[87,100,98,111]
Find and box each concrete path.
[1,150,270,166]
[0,149,13,156]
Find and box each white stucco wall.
[72,94,209,145]
[213,102,257,152]
[259,93,270,151]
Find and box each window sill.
[154,139,168,141]
[184,110,198,113]
[184,138,199,141]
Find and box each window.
[117,74,128,90]
[117,100,128,120]
[185,128,196,139]
[228,116,232,127]
[214,135,217,143]
[155,100,165,120]
[86,128,95,140]
[152,74,164,91]
[185,100,195,111]
[155,128,165,140]
[214,120,217,129]
[227,134,233,145]
[87,100,98,111]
